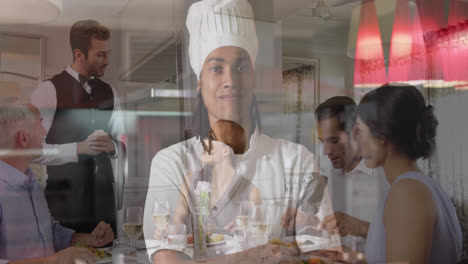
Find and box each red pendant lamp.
[408,5,429,86]
[417,0,448,88]
[388,0,413,83]
[354,0,387,88]
[447,0,468,89]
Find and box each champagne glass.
[152,200,170,245]
[166,224,187,252]
[233,201,252,249]
[249,204,270,246]
[236,201,253,229]
[124,206,143,249]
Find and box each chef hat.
[186,0,259,81]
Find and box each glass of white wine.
[152,200,170,245]
[124,206,143,249]
[249,204,270,246]
[236,201,253,229]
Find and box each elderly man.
[0,98,114,264]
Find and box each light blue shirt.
[0,160,75,263]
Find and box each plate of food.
[187,233,231,247]
[270,235,340,253]
[295,235,341,253]
[270,238,298,247]
[88,247,112,264]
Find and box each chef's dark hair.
[192,93,261,140]
[358,83,438,159]
[315,96,357,135]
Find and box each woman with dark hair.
[356,83,463,263]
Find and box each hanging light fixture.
[388,0,414,83]
[353,0,387,88]
[407,6,429,86]
[446,0,468,89]
[417,0,448,88]
[348,0,407,59]
[0,0,62,24]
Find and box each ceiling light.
[348,0,419,59]
[388,0,413,83]
[0,0,62,24]
[445,0,468,88]
[353,0,387,88]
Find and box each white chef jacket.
[30,66,125,166]
[144,129,326,258]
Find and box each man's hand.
[51,247,98,264]
[77,130,116,156]
[77,139,101,156]
[89,221,114,247]
[71,221,114,248]
[87,130,116,155]
[224,220,235,233]
[281,208,320,231]
[319,212,369,238]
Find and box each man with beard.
[31,20,125,234]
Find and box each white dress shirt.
[316,160,389,252]
[31,66,125,166]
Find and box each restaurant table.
[143,233,345,263]
[96,240,151,264]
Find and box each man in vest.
[31,20,125,234]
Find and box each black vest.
[45,70,116,233]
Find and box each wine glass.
[124,206,143,249]
[233,201,252,249]
[249,204,270,246]
[166,224,187,252]
[236,201,253,229]
[152,200,170,245]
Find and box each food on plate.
[270,238,298,247]
[88,248,112,260]
[187,233,225,245]
[296,239,315,246]
[271,238,290,247]
[187,234,194,245]
[208,234,224,243]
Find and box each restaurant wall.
[283,40,352,102]
[0,24,124,94]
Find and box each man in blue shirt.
[0,98,114,264]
